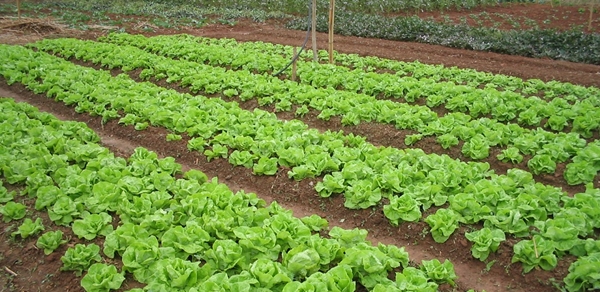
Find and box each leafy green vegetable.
[35,185,64,211]
[48,196,81,226]
[283,245,321,279]
[166,133,182,141]
[343,180,382,209]
[383,195,422,226]
[145,258,205,290]
[496,147,523,164]
[563,252,600,292]
[339,242,403,289]
[0,183,15,203]
[393,267,438,291]
[511,235,557,273]
[329,226,368,249]
[464,227,505,261]
[36,230,68,255]
[161,223,211,255]
[0,201,27,222]
[72,212,114,240]
[249,258,292,289]
[420,259,457,286]
[461,134,490,160]
[315,173,345,197]
[80,263,125,292]
[253,156,279,175]
[61,243,103,276]
[204,239,246,272]
[425,209,462,243]
[300,214,328,232]
[527,154,557,175]
[11,217,44,239]
[436,134,459,149]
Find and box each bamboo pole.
[311,0,317,62]
[328,0,335,64]
[292,47,298,82]
[589,2,595,31]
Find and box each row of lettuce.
[30,34,600,185]
[0,97,457,291]
[97,33,598,100]
[99,33,600,128]
[286,11,600,65]
[1,43,600,290]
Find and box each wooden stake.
[589,2,595,31]
[532,236,539,258]
[311,0,317,62]
[292,47,297,82]
[16,0,21,19]
[328,0,335,64]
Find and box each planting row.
[286,11,600,65]
[99,32,600,135]
[2,43,600,288]
[0,97,460,291]
[31,36,598,183]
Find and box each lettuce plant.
[527,154,557,175]
[61,243,103,276]
[315,173,345,197]
[48,196,81,226]
[72,212,114,240]
[329,226,368,249]
[511,235,557,273]
[464,227,506,261]
[496,147,523,164]
[339,242,402,289]
[383,195,422,226]
[204,239,246,272]
[104,223,151,258]
[144,258,204,290]
[80,263,125,292]
[36,230,68,255]
[0,202,27,222]
[563,252,600,292]
[283,246,321,280]
[393,267,438,292]
[0,183,14,203]
[343,180,382,209]
[11,217,44,239]
[436,134,459,149]
[249,258,292,289]
[461,134,490,160]
[420,259,457,286]
[300,214,328,232]
[425,209,462,243]
[484,208,530,237]
[252,157,278,175]
[35,185,63,211]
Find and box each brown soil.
[1,3,599,292]
[409,2,600,33]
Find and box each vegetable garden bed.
[1,2,600,292]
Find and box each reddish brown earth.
[1,3,599,292]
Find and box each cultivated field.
[0,0,599,291]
